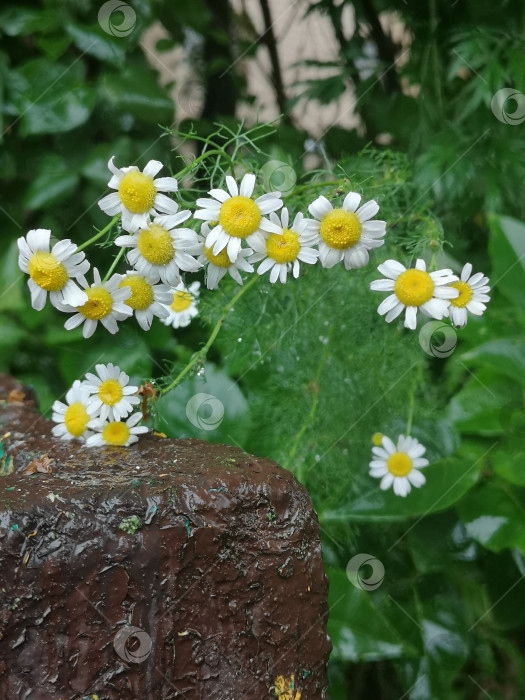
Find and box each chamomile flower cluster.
[18,152,492,469]
[51,364,147,447]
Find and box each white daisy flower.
[370,258,459,330]
[61,268,132,338]
[86,412,149,448]
[162,280,200,329]
[51,380,96,442]
[369,434,429,497]
[82,363,140,422]
[306,192,386,270]
[250,208,319,284]
[98,156,179,233]
[196,225,254,290]
[118,271,172,331]
[114,213,202,287]
[17,229,89,311]
[446,263,491,329]
[193,173,283,262]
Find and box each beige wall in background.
[142,0,360,138]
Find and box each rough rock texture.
[0,375,331,699]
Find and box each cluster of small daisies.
[18,156,491,460]
[51,364,148,447]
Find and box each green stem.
[103,247,126,283]
[285,180,339,198]
[406,361,423,436]
[173,148,228,180]
[161,275,260,396]
[76,215,121,253]
[290,326,333,482]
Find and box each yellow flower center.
[137,224,175,265]
[64,402,90,438]
[98,379,123,406]
[266,228,300,263]
[170,291,192,312]
[386,452,413,477]
[372,432,383,446]
[118,171,157,214]
[394,269,434,307]
[319,209,362,250]
[28,252,69,291]
[102,421,131,446]
[119,275,154,310]
[449,281,473,308]
[218,196,261,238]
[78,287,113,320]
[204,245,231,268]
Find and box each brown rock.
[0,389,331,698]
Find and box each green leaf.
[0,7,59,35]
[100,66,174,125]
[66,22,127,64]
[492,441,525,486]
[457,481,525,556]
[0,240,25,313]
[8,58,96,135]
[22,154,79,210]
[461,339,525,385]
[58,326,152,388]
[155,363,251,446]
[327,567,416,662]
[488,214,525,308]
[447,368,520,436]
[321,444,485,523]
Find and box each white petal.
[378,260,405,279]
[240,173,256,198]
[370,279,395,292]
[404,306,418,330]
[343,192,361,212]
[308,196,332,220]
[461,263,472,282]
[356,199,379,222]
[143,160,164,178]
[154,177,178,192]
[225,176,238,197]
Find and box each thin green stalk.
[286,180,339,198]
[173,148,228,180]
[406,361,423,436]
[161,275,260,396]
[103,247,126,283]
[76,215,120,253]
[290,326,333,482]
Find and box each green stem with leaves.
[75,215,121,253]
[161,275,260,396]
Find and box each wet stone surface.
[0,375,331,699]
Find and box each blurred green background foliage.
[1,1,525,698]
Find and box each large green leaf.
[447,368,520,436]
[100,66,174,125]
[487,214,525,308]
[22,154,79,210]
[66,22,127,65]
[8,58,96,135]
[321,444,485,523]
[155,363,251,445]
[461,339,525,385]
[457,481,525,556]
[0,7,59,35]
[0,240,25,312]
[327,567,415,662]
